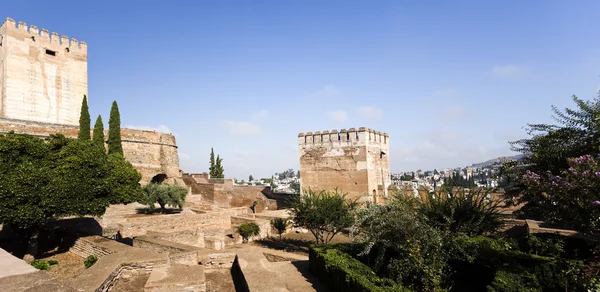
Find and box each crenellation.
[3,17,15,28]
[51,31,59,42]
[18,21,27,31]
[305,132,313,144]
[314,131,322,143]
[322,130,330,143]
[61,35,69,45]
[40,28,49,37]
[29,25,38,35]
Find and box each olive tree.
[140,183,188,213]
[288,188,358,245]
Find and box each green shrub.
[84,255,98,269]
[420,188,503,236]
[237,223,261,243]
[47,259,59,266]
[352,198,446,290]
[140,183,188,213]
[270,217,289,240]
[309,245,410,292]
[31,259,50,270]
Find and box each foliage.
[237,223,261,243]
[107,101,123,156]
[290,181,300,193]
[249,174,254,181]
[31,259,51,270]
[48,259,58,265]
[277,169,297,180]
[92,114,104,148]
[270,217,289,240]
[0,133,141,230]
[351,196,446,291]
[78,95,91,141]
[506,94,600,212]
[288,189,358,245]
[521,154,600,232]
[309,245,410,292]
[443,172,477,188]
[521,234,564,257]
[214,154,224,178]
[420,187,503,236]
[209,148,224,178]
[140,183,188,213]
[84,255,97,269]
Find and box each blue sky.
[4,1,600,179]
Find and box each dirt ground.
[110,271,151,292]
[252,231,354,256]
[205,269,236,292]
[40,251,87,282]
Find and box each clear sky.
[4,1,600,179]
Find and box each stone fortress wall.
[0,118,181,183]
[0,18,87,125]
[298,127,391,202]
[0,18,181,183]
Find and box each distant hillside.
[471,154,527,168]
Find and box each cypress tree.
[78,95,91,141]
[215,155,224,178]
[209,148,216,177]
[93,115,105,148]
[107,101,123,156]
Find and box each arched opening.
[150,173,168,184]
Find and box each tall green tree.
[214,154,224,178]
[78,95,91,141]
[209,147,216,177]
[107,101,123,156]
[93,115,104,148]
[140,183,188,213]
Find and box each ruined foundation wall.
[0,18,87,125]
[0,118,180,183]
[298,127,390,202]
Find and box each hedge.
[309,245,410,292]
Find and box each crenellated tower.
[0,18,87,125]
[298,127,391,203]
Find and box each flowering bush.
[522,154,600,232]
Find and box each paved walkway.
[0,248,37,278]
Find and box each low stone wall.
[118,210,240,238]
[149,229,205,248]
[69,235,130,259]
[97,263,155,292]
[133,236,199,254]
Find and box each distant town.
[235,154,526,193]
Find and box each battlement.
[1,17,87,52]
[298,127,388,147]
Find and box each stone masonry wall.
[117,208,249,238]
[298,127,391,202]
[0,118,180,183]
[0,18,87,125]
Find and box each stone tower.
[0,18,87,125]
[298,127,391,203]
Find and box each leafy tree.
[92,115,104,148]
[521,154,600,232]
[290,180,300,193]
[237,223,261,243]
[288,189,358,244]
[78,95,91,141]
[249,174,254,181]
[270,217,289,240]
[141,183,188,213]
[505,94,600,215]
[0,133,142,261]
[107,101,123,156]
